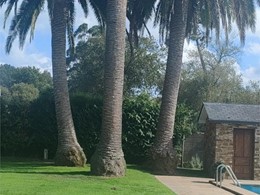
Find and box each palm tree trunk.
[90,0,127,176]
[51,0,86,166]
[149,0,188,174]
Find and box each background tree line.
[1,32,259,163]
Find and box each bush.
[1,84,39,157]
[70,93,103,160]
[122,94,160,163]
[2,91,161,164]
[28,88,57,158]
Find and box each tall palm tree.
[90,0,127,176]
[148,0,189,174]
[149,0,258,174]
[50,0,87,166]
[1,0,104,166]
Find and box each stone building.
[198,103,260,180]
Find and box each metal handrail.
[216,163,241,188]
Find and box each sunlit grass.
[0,159,175,195]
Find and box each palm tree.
[148,0,189,174]
[90,0,127,176]
[1,0,105,166]
[149,0,258,174]
[50,0,87,166]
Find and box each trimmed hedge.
[1,91,160,163]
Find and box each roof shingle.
[198,102,260,125]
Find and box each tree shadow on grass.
[1,160,208,178]
[1,164,151,177]
[0,170,93,176]
[0,160,94,176]
[127,164,153,174]
[127,164,209,178]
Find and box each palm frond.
[5,0,45,53]
[67,0,75,57]
[3,0,19,28]
[88,0,107,28]
[47,0,54,21]
[185,0,199,39]
[0,0,8,7]
[231,0,255,45]
[5,15,19,53]
[78,0,88,17]
[154,0,174,43]
[127,0,156,35]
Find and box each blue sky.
[0,4,260,86]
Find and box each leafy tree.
[67,27,106,94]
[0,64,52,92]
[173,103,197,147]
[90,0,128,177]
[13,67,52,92]
[179,39,244,110]
[179,38,260,111]
[124,37,166,95]
[0,86,12,104]
[0,64,16,88]
[68,25,166,96]
[10,83,39,105]
[235,81,260,105]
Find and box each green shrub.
[1,84,39,157]
[1,91,167,164]
[122,93,159,163]
[28,88,57,158]
[70,93,103,160]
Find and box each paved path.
[155,175,234,195]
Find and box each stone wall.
[254,126,260,180]
[215,124,234,166]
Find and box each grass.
[0,159,175,195]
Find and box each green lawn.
[0,159,175,195]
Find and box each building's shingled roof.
[198,102,260,125]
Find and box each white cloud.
[182,40,196,62]
[242,65,260,84]
[0,45,52,73]
[247,42,260,55]
[233,62,260,86]
[233,62,242,75]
